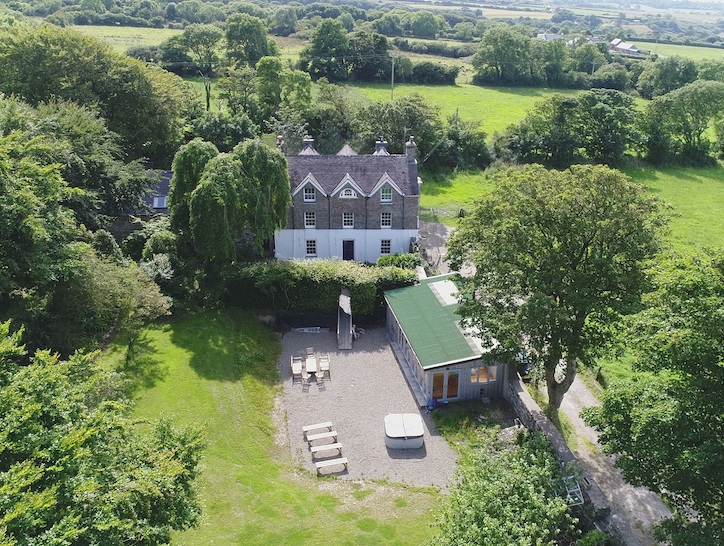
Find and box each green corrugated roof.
[385,274,481,369]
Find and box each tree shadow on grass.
[119,330,168,397]
[168,310,280,385]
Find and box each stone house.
[274,136,421,263]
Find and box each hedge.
[223,260,417,316]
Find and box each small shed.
[385,274,506,405]
[337,289,353,350]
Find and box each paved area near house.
[279,328,457,490]
[561,377,671,546]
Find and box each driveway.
[279,327,457,490]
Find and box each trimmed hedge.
[223,260,417,316]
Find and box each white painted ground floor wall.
[274,228,418,262]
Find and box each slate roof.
[141,170,172,214]
[286,154,420,196]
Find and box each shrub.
[223,260,416,316]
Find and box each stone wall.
[503,367,637,546]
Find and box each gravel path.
[280,328,457,490]
[561,377,671,546]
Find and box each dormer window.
[380,187,392,203]
[340,188,357,198]
[304,187,316,202]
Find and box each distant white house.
[537,33,565,42]
[610,38,642,55]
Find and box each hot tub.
[384,413,425,449]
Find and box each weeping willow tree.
[187,139,290,262]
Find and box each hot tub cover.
[384,413,424,439]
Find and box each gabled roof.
[291,172,328,198]
[331,173,367,197]
[369,172,404,197]
[286,154,419,197]
[336,144,358,156]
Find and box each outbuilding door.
[342,240,354,260]
[431,370,459,402]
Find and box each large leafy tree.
[473,24,531,85]
[447,165,665,413]
[646,80,724,162]
[169,138,220,246]
[347,31,390,82]
[0,25,196,165]
[431,433,575,546]
[300,19,350,81]
[0,96,151,229]
[225,13,276,67]
[181,23,222,73]
[186,140,290,261]
[637,55,698,99]
[0,325,204,544]
[494,94,580,168]
[357,93,440,156]
[584,250,724,546]
[572,88,639,165]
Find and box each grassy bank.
[100,310,439,545]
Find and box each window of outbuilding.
[470,366,497,383]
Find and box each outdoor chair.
[291,355,303,384]
[306,347,314,356]
[318,354,330,380]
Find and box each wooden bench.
[306,430,338,443]
[302,422,333,438]
[310,442,343,456]
[314,457,348,475]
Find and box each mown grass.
[350,82,581,136]
[68,24,181,53]
[623,165,724,251]
[99,309,439,545]
[648,42,724,60]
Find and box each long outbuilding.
[385,273,506,406]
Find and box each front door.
[431,370,460,402]
[342,240,354,261]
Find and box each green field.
[351,83,581,136]
[419,164,724,249]
[648,42,724,61]
[100,310,439,545]
[624,165,724,251]
[68,24,181,52]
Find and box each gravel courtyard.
[280,327,457,490]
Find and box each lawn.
[418,164,724,244]
[100,310,439,545]
[350,82,581,136]
[623,165,724,251]
[68,24,181,53]
[647,42,724,61]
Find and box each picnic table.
[306,355,317,374]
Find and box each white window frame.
[305,240,317,256]
[381,239,391,255]
[342,212,354,228]
[470,366,497,384]
[303,187,316,202]
[381,211,392,228]
[380,187,393,203]
[340,188,357,198]
[304,211,316,228]
[153,196,167,208]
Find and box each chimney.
[405,135,417,163]
[299,135,319,155]
[276,135,285,153]
[373,136,389,155]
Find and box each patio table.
[306,356,318,374]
